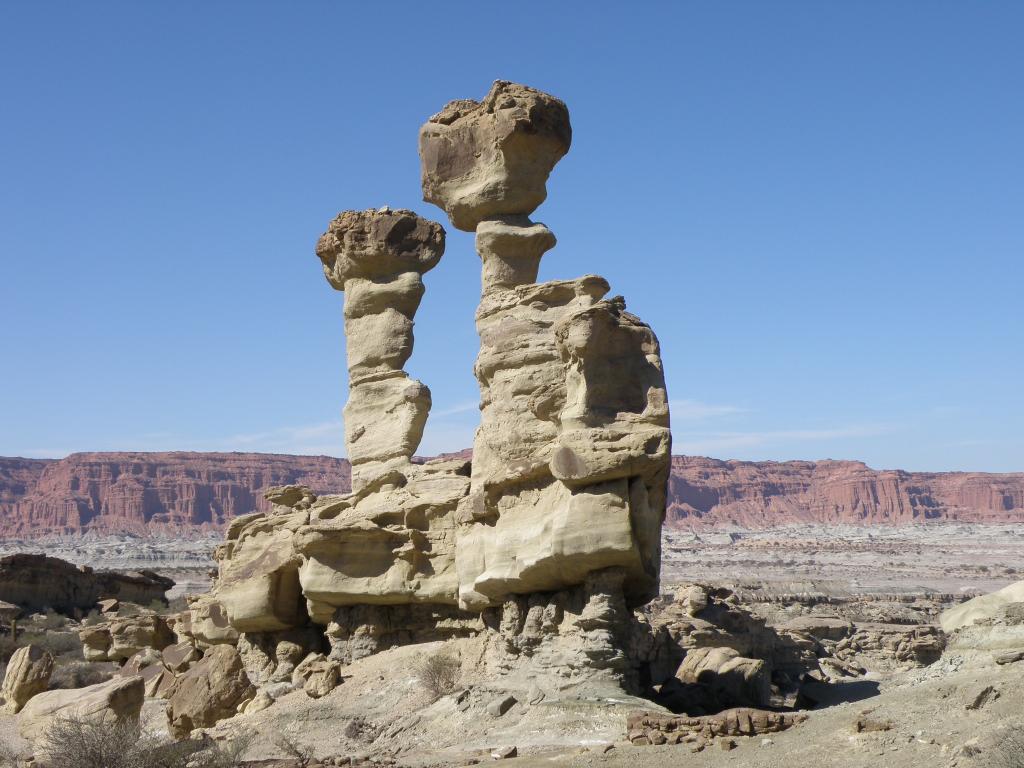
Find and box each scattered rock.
[486,695,517,718]
[965,684,999,710]
[491,746,517,759]
[994,649,1024,665]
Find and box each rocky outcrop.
[0,553,173,614]
[0,645,54,714]
[626,708,807,750]
[668,456,1024,527]
[0,452,350,537]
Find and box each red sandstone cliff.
[1,452,1022,536]
[0,452,350,537]
[668,456,1024,528]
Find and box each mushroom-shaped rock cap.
[316,208,445,290]
[419,81,571,232]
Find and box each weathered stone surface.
[19,676,144,744]
[302,658,341,698]
[1,645,53,713]
[420,81,571,232]
[166,643,255,738]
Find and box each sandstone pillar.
[315,207,445,491]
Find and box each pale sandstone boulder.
[109,615,174,659]
[302,658,341,698]
[1,645,53,713]
[419,80,571,232]
[186,594,240,647]
[79,625,113,662]
[166,643,255,738]
[295,459,469,622]
[19,676,144,744]
[676,647,771,708]
[215,508,307,632]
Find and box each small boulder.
[303,660,340,699]
[1,645,54,714]
[486,695,516,717]
[97,598,120,614]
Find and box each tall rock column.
[315,208,445,491]
[420,82,671,611]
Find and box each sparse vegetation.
[992,727,1024,767]
[275,734,315,767]
[48,660,115,690]
[37,717,252,768]
[416,649,460,699]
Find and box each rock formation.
[420,80,671,610]
[145,80,675,738]
[0,553,173,614]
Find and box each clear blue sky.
[1,2,1021,472]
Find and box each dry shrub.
[417,650,460,699]
[276,734,315,767]
[992,728,1024,767]
[48,661,114,690]
[39,717,252,768]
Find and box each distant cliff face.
[668,456,1024,527]
[0,452,350,536]
[1,452,1021,536]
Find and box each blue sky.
[1,2,1021,472]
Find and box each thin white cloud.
[431,400,480,418]
[675,424,894,457]
[670,399,746,421]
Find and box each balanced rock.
[1,645,54,713]
[420,80,571,232]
